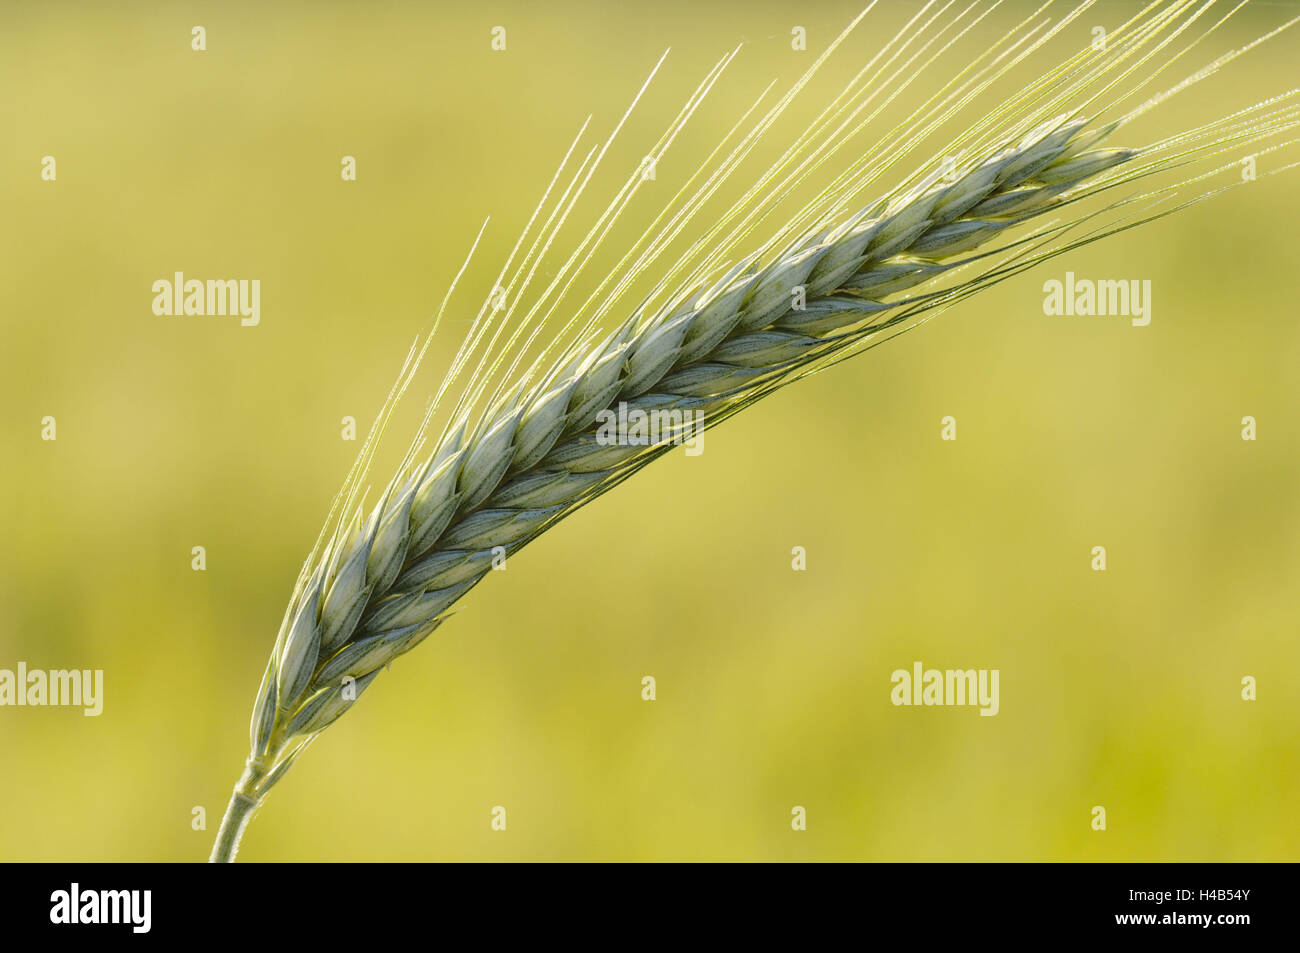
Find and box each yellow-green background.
[2,0,1296,861]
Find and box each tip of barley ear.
[1035,147,1139,187]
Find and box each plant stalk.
[209,758,269,863]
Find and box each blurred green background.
[2,0,1297,861]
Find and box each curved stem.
[209,759,268,863]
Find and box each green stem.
[209,758,269,863]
